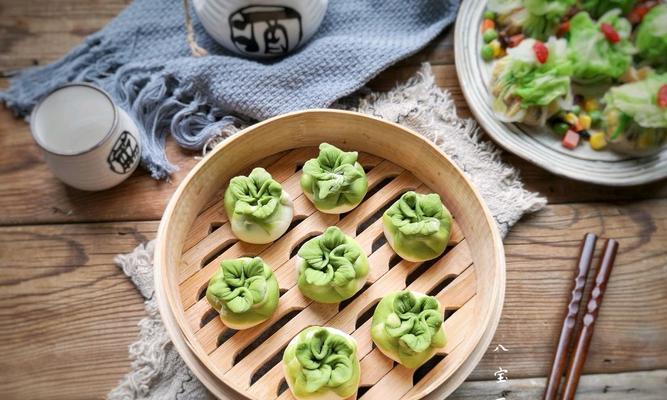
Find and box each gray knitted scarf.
[0,0,459,179]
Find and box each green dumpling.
[300,143,368,214]
[371,290,446,369]
[382,191,452,262]
[296,226,369,304]
[282,326,361,400]
[205,257,279,329]
[224,167,293,244]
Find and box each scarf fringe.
[115,67,245,179]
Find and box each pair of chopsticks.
[543,233,619,400]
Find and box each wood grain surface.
[0,1,666,399]
[1,201,665,398]
[450,370,667,400]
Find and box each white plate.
[454,0,667,186]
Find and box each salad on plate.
[482,0,667,154]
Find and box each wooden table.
[0,1,665,399]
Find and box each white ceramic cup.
[193,0,328,58]
[30,83,141,191]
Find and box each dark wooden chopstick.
[560,238,619,400]
[543,233,597,400]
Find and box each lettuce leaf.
[635,5,667,69]
[567,10,635,84]
[580,0,634,19]
[523,0,576,40]
[488,0,575,40]
[490,37,573,125]
[487,0,523,14]
[602,73,667,154]
[604,73,667,128]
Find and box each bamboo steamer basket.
[155,109,506,399]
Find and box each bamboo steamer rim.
[154,109,506,399]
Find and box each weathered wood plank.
[0,200,664,398]
[0,221,152,398]
[0,0,131,72]
[449,370,667,400]
[0,2,665,400]
[470,199,667,380]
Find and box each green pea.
[553,122,570,136]
[483,28,498,43]
[481,44,494,61]
[483,10,496,20]
[589,110,602,124]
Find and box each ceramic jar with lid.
[193,0,328,58]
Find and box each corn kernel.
[583,98,599,112]
[638,133,653,150]
[564,112,578,126]
[579,114,592,130]
[637,66,652,81]
[589,131,607,150]
[490,40,503,57]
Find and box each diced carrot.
[481,19,495,32]
[562,130,580,149]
